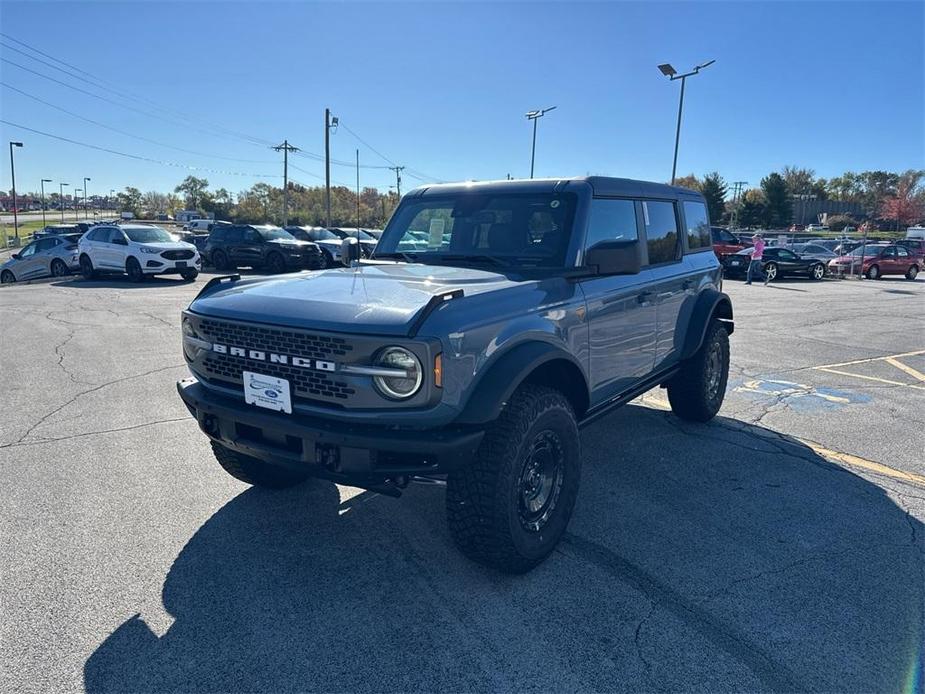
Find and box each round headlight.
[373,347,423,399]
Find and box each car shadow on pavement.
[51,277,198,289]
[83,405,924,693]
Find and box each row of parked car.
[710,227,924,281]
[0,220,383,283]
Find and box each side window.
[882,247,896,258]
[585,199,638,249]
[225,228,243,243]
[108,229,125,244]
[642,200,680,265]
[20,243,37,258]
[896,246,910,257]
[211,227,226,241]
[778,249,798,260]
[682,201,711,251]
[243,228,260,242]
[36,238,56,252]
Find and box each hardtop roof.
[408,176,702,200]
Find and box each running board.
[578,365,679,429]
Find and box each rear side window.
[211,227,226,241]
[642,200,680,264]
[682,201,711,251]
[585,199,638,249]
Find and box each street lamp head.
[695,59,716,71]
[84,177,91,182]
[526,106,557,120]
[42,178,52,183]
[10,141,23,147]
[658,63,677,77]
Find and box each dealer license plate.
[243,371,292,414]
[176,261,187,268]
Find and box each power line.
[0,119,280,178]
[0,82,276,164]
[338,121,398,167]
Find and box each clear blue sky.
[1,1,923,200]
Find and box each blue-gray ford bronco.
[177,177,733,573]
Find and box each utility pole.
[9,141,23,242]
[74,188,82,222]
[324,108,338,227]
[59,183,68,222]
[40,178,51,231]
[355,149,360,236]
[273,140,299,226]
[729,180,747,231]
[388,165,405,198]
[83,177,91,219]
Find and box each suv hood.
[138,240,196,251]
[267,239,315,250]
[190,263,520,335]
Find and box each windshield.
[847,245,885,257]
[123,226,174,243]
[375,192,576,268]
[310,229,339,240]
[256,226,294,241]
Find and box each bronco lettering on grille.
[211,343,336,372]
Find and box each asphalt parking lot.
[1,272,923,693]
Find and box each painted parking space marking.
[732,378,869,411]
[812,349,925,391]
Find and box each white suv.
[78,224,201,282]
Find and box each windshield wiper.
[429,254,508,267]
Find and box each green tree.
[174,176,212,211]
[117,187,143,217]
[781,166,816,195]
[699,171,728,224]
[760,173,791,227]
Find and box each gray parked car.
[1,233,82,283]
[786,242,838,263]
[176,177,734,572]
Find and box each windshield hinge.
[407,289,464,338]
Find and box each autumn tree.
[879,175,925,230]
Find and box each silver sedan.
[0,234,82,283]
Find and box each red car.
[711,226,748,259]
[828,243,921,280]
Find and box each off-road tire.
[51,259,69,277]
[446,384,581,574]
[906,265,919,281]
[267,252,286,274]
[1,270,15,283]
[210,441,310,489]
[79,254,97,280]
[866,264,880,280]
[180,269,199,281]
[126,257,144,283]
[211,250,231,271]
[667,320,730,423]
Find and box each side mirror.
[585,239,641,276]
[341,237,361,265]
[11,253,20,260]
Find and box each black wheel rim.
[270,255,284,273]
[517,430,565,532]
[705,338,724,401]
[52,261,66,276]
[129,263,141,280]
[80,258,92,276]
[1,271,13,283]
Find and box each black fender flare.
[680,289,734,361]
[456,341,588,425]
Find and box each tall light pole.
[525,106,556,179]
[40,178,52,231]
[658,60,715,185]
[324,108,338,227]
[73,188,82,222]
[83,177,91,219]
[59,183,69,222]
[109,189,115,213]
[9,141,23,242]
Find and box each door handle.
[637,291,653,305]
[682,279,694,291]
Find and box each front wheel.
[266,252,286,274]
[126,257,144,283]
[50,259,69,277]
[1,270,15,283]
[667,320,730,423]
[866,264,880,280]
[810,263,825,280]
[79,254,97,280]
[446,384,581,574]
[180,269,199,281]
[211,250,231,271]
[210,441,310,489]
[906,265,919,281]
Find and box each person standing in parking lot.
[746,233,769,285]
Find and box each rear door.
[773,248,804,274]
[579,198,657,404]
[14,242,40,279]
[32,238,58,277]
[879,246,899,274]
[894,245,913,274]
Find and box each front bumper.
[177,377,484,485]
[144,256,201,274]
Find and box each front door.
[579,198,656,405]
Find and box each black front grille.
[162,249,195,260]
[196,319,356,404]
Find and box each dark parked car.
[284,226,343,267]
[722,246,827,280]
[203,224,324,273]
[896,238,925,258]
[327,227,378,257]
